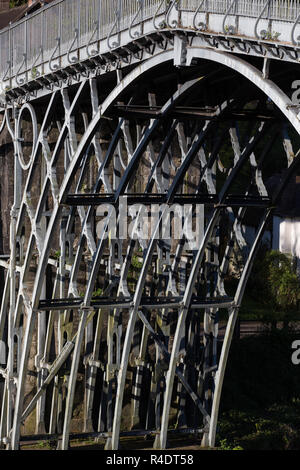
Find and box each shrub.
[248,249,300,311]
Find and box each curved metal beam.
[7,43,300,451]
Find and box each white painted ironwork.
[1,0,300,90]
[0,0,300,454]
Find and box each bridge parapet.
[1,0,300,98]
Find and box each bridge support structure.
[0,34,300,451]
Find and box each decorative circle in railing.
[16,103,38,172]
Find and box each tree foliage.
[250,249,300,311]
[9,0,27,8]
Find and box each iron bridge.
[0,0,300,450]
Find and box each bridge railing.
[180,0,300,20]
[1,0,300,89]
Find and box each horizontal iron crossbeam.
[65,194,218,205]
[112,105,279,121]
[19,426,204,444]
[38,296,234,311]
[65,193,272,208]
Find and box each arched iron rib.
[10,50,175,450]
[155,46,300,449]
[64,76,218,448]
[7,43,300,452]
[111,96,245,450]
[10,82,88,450]
[159,120,271,449]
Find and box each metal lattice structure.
[1,0,300,451]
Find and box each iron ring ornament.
[16,103,38,172]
